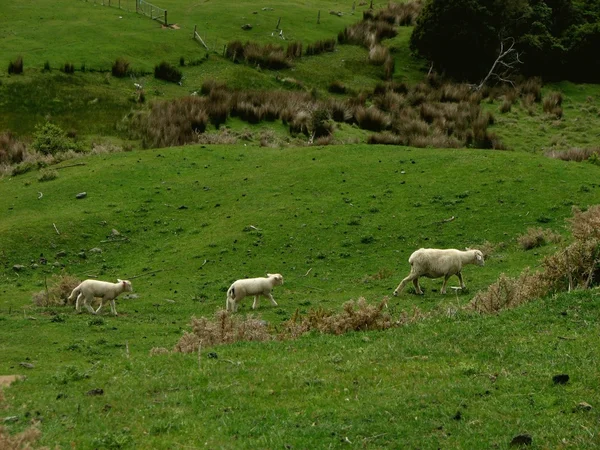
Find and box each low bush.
[8,56,23,75]
[154,61,182,83]
[517,227,562,250]
[545,147,600,162]
[38,168,59,182]
[111,57,130,78]
[32,122,80,155]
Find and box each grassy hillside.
[1,144,600,447]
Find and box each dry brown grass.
[0,132,27,166]
[543,91,563,118]
[0,425,48,450]
[32,274,81,307]
[174,310,273,352]
[545,147,600,162]
[517,227,562,250]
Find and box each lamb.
[226,273,283,312]
[68,279,133,316]
[393,248,484,295]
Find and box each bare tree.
[473,37,523,91]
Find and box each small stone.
[76,192,87,199]
[111,229,120,236]
[241,23,253,30]
[89,248,102,254]
[56,250,67,257]
[19,362,35,369]
[3,416,19,423]
[12,264,25,271]
[78,252,87,259]
[178,205,188,210]
[208,352,218,359]
[510,434,532,447]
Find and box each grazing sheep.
[393,248,484,295]
[226,273,283,312]
[68,279,133,316]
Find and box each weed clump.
[32,274,81,307]
[0,132,27,166]
[174,310,272,352]
[517,227,562,250]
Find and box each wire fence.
[137,0,168,25]
[79,0,167,25]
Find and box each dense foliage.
[410,0,600,82]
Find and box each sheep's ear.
[117,278,123,283]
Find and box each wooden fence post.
[164,10,167,26]
[276,17,281,30]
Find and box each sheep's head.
[473,250,485,266]
[267,273,284,285]
[118,279,133,292]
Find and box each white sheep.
[68,279,133,316]
[393,248,484,295]
[226,273,283,312]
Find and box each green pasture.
[0,144,600,447]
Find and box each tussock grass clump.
[545,147,600,162]
[517,227,562,250]
[111,57,130,78]
[0,132,27,166]
[368,45,389,66]
[328,80,347,94]
[38,168,58,182]
[225,40,291,70]
[355,106,391,131]
[543,91,563,118]
[305,39,336,56]
[62,63,75,74]
[154,61,182,83]
[174,310,273,352]
[32,274,81,307]
[286,41,303,59]
[374,0,423,26]
[518,77,542,102]
[8,56,23,75]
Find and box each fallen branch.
[129,268,165,280]
[53,223,60,235]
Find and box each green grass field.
[2,0,600,448]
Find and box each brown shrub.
[499,98,512,113]
[200,79,227,95]
[173,310,273,352]
[328,80,347,94]
[305,39,336,56]
[286,41,303,59]
[368,132,406,145]
[0,132,27,165]
[541,239,600,292]
[518,227,562,250]
[32,274,81,307]
[466,270,549,314]
[569,205,600,242]
[368,45,389,66]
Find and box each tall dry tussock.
[374,0,423,26]
[173,299,426,352]
[174,310,273,352]
[32,274,81,307]
[0,132,27,165]
[517,227,562,250]
[467,205,600,314]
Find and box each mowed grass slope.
[1,144,600,447]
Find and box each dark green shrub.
[154,61,182,83]
[8,56,23,75]
[43,61,51,72]
[62,63,75,74]
[32,122,80,155]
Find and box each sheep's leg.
[95,299,104,314]
[226,297,231,312]
[252,295,260,310]
[266,293,278,307]
[75,294,83,312]
[412,278,424,295]
[456,271,466,289]
[110,299,118,316]
[83,295,96,315]
[440,276,449,294]
[394,271,423,295]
